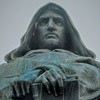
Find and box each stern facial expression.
[37,10,66,50]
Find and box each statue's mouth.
[45,32,58,39]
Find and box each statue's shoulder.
[0,57,29,79]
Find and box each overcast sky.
[0,0,100,64]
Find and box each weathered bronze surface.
[0,3,100,100]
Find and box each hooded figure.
[5,3,95,63]
[0,3,100,100]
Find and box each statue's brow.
[39,17,63,20]
[39,17,48,20]
[40,16,63,19]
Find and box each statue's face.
[36,10,66,50]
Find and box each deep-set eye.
[38,18,48,26]
[54,18,64,26]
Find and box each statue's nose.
[47,18,56,31]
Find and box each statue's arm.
[0,60,43,99]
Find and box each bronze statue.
[0,3,100,100]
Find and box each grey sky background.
[0,0,100,64]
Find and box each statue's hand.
[34,69,66,96]
[10,80,31,99]
[9,69,41,99]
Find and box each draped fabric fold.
[0,49,100,100]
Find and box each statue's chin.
[45,38,58,44]
[38,39,59,50]
[38,37,66,50]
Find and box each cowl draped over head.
[5,3,96,63]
